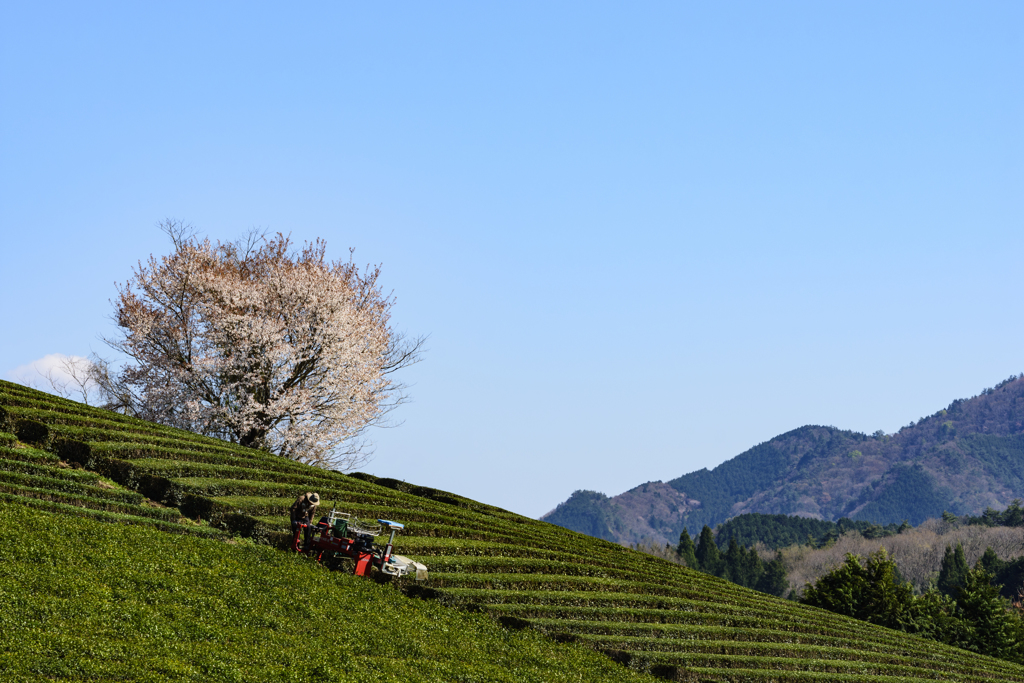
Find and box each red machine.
[292,509,427,580]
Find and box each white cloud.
[7,353,98,401]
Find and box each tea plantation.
[2,379,1023,682]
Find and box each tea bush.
[3,380,1024,682]
[0,502,656,683]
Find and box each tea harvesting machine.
[292,508,428,581]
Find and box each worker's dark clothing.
[290,492,320,532]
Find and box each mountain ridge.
[544,374,1024,546]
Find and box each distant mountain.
[543,374,1024,547]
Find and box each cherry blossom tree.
[93,221,423,470]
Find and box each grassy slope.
[2,380,1023,682]
[0,503,651,683]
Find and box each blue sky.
[2,2,1021,518]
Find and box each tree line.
[668,506,1024,664]
[962,499,1024,528]
[714,512,909,550]
[674,526,788,597]
[803,546,1024,664]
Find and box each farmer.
[290,491,321,542]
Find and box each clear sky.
[2,2,1021,518]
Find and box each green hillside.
[0,503,646,683]
[3,379,1024,682]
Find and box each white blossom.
[97,222,422,470]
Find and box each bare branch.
[158,219,199,250]
[37,355,100,406]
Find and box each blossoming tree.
[95,221,422,470]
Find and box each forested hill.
[543,374,1024,546]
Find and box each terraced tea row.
[2,380,1022,682]
[0,427,225,539]
[0,501,649,683]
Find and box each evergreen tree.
[801,553,866,619]
[802,549,1024,665]
[694,526,722,576]
[723,538,762,587]
[802,549,916,631]
[860,549,917,631]
[938,543,970,598]
[724,538,745,584]
[912,589,972,652]
[976,547,1005,576]
[956,568,1024,664]
[740,544,765,589]
[994,555,1024,600]
[755,551,788,597]
[676,528,698,570]
[1003,499,1024,527]
[817,529,839,547]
